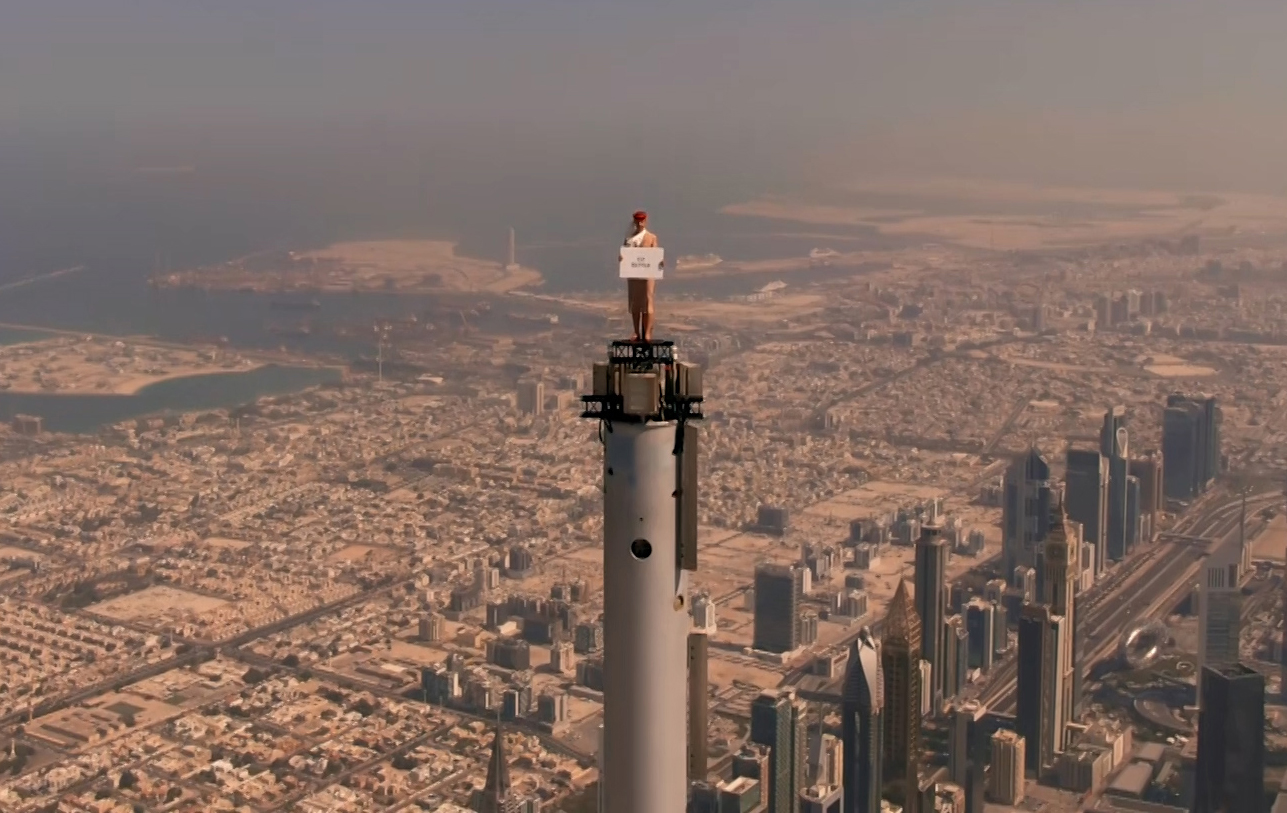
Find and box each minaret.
[881,580,923,812]
[474,719,518,813]
[506,227,518,270]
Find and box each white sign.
[619,247,665,280]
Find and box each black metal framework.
[580,340,705,427]
[583,339,705,572]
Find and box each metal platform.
[580,339,703,426]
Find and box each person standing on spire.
[624,210,659,342]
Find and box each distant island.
[0,336,268,396]
[151,240,544,296]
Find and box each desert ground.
[92,585,229,624]
[722,178,1287,251]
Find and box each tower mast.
[581,340,704,813]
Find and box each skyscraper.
[1197,540,1244,698]
[688,631,710,782]
[517,379,545,415]
[914,522,949,712]
[1099,406,1126,459]
[1125,474,1142,555]
[947,701,985,788]
[1016,603,1068,774]
[1065,448,1110,578]
[1002,449,1056,582]
[1100,407,1131,563]
[473,722,521,813]
[964,599,995,672]
[754,563,801,654]
[1164,394,1221,501]
[1163,399,1203,501]
[1041,500,1078,734]
[988,729,1025,805]
[941,615,966,702]
[792,698,808,812]
[813,732,843,789]
[881,580,923,812]
[751,689,804,813]
[954,616,969,698]
[1129,453,1164,543]
[1193,663,1265,813]
[842,629,883,813]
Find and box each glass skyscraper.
[1194,663,1265,813]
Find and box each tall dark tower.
[1041,498,1078,731]
[881,580,923,812]
[751,688,803,813]
[1164,394,1221,501]
[754,563,801,653]
[688,631,710,782]
[474,721,520,813]
[842,628,883,813]
[1065,447,1109,576]
[914,522,949,714]
[1002,448,1055,582]
[1016,603,1068,775]
[1101,407,1131,562]
[1193,663,1266,813]
[1163,398,1204,500]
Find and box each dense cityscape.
[0,229,1284,813]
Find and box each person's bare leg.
[642,280,655,341]
[630,310,641,342]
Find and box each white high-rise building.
[795,565,812,596]
[818,733,843,788]
[989,729,1026,805]
[1198,538,1244,700]
[691,592,718,635]
[919,659,934,717]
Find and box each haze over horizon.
[2,0,1285,272]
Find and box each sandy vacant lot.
[723,178,1287,251]
[93,585,228,623]
[1145,364,1218,378]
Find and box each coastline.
[151,239,545,296]
[0,362,345,398]
[0,364,346,434]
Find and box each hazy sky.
[2,0,1286,198]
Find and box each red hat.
[633,210,648,221]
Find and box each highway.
[982,490,1281,715]
[786,488,1263,702]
